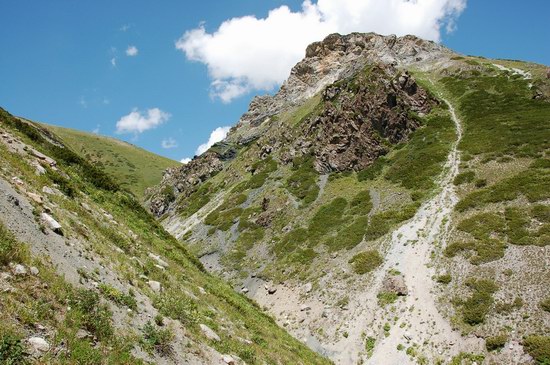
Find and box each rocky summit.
[1,31,550,365]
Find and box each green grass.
[349,250,383,274]
[454,170,476,185]
[0,109,332,365]
[377,291,398,306]
[523,336,550,365]
[485,335,507,351]
[459,278,499,325]
[44,124,180,198]
[286,155,320,204]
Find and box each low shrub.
[454,171,476,185]
[349,250,383,274]
[523,336,550,365]
[436,274,452,284]
[485,335,507,351]
[141,321,174,356]
[460,278,499,325]
[0,331,25,365]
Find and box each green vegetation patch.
[308,197,348,243]
[99,283,137,310]
[377,291,398,306]
[454,170,476,185]
[286,155,319,204]
[384,111,455,193]
[523,336,550,365]
[0,223,27,266]
[349,250,383,274]
[457,278,499,325]
[485,335,507,351]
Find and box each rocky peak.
[229,32,450,140]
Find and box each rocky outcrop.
[304,64,434,172]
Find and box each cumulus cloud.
[161,137,178,149]
[126,45,139,56]
[176,0,466,102]
[179,125,231,164]
[115,108,170,134]
[196,126,231,155]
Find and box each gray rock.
[267,287,277,295]
[40,213,62,235]
[200,324,220,341]
[30,266,39,276]
[300,304,311,312]
[148,280,162,293]
[27,336,50,354]
[12,264,27,276]
[222,354,236,364]
[382,274,408,296]
[241,287,249,294]
[304,282,313,293]
[148,253,169,268]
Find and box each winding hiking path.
[365,97,465,364]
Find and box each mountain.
[147,33,550,364]
[0,111,329,364]
[40,123,180,199]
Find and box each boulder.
[199,324,220,341]
[40,213,63,235]
[27,336,50,354]
[382,274,408,296]
[148,280,162,293]
[27,192,43,204]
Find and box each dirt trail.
[368,99,468,364]
[318,97,475,364]
[365,97,466,363]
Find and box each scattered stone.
[148,280,162,293]
[267,287,277,295]
[304,282,313,293]
[27,192,43,204]
[199,324,220,341]
[30,266,39,276]
[241,287,249,294]
[198,287,207,295]
[81,202,92,213]
[27,336,50,354]
[404,332,412,341]
[300,304,311,312]
[41,186,58,196]
[40,213,63,235]
[32,162,47,176]
[76,329,92,340]
[11,264,27,276]
[148,253,169,268]
[222,354,236,364]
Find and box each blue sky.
[1,1,548,163]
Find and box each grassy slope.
[43,124,180,199]
[0,108,330,365]
[429,58,550,356]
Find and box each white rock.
[304,282,313,293]
[12,264,27,276]
[300,304,311,312]
[199,324,220,341]
[148,280,162,293]
[222,354,236,364]
[40,213,62,234]
[42,186,58,195]
[148,253,169,268]
[30,266,39,276]
[241,287,249,294]
[27,192,43,204]
[28,336,50,353]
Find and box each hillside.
[147,33,550,364]
[0,109,330,364]
[41,123,180,199]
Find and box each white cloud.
[161,137,178,149]
[120,24,131,32]
[110,57,117,67]
[92,125,100,134]
[115,108,170,134]
[195,126,231,155]
[176,0,466,102]
[126,45,139,56]
[180,157,192,164]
